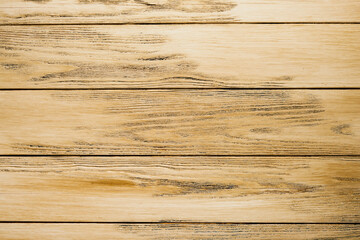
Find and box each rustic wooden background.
[0,0,359,239]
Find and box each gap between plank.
[1,88,360,91]
[0,221,358,224]
[1,22,360,26]
[0,155,359,157]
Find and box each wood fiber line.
[0,25,359,88]
[0,156,359,222]
[0,90,359,155]
[0,223,359,239]
[0,0,360,24]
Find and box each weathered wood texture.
[0,156,359,222]
[0,224,359,239]
[1,25,360,88]
[0,90,359,155]
[0,0,360,24]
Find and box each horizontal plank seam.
[1,88,360,91]
[1,155,359,157]
[0,221,358,224]
[1,22,360,26]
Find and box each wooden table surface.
[0,0,359,239]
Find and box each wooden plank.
[0,25,360,89]
[0,90,359,155]
[0,0,360,24]
[0,224,359,239]
[0,156,359,222]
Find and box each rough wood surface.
[1,0,360,24]
[1,25,360,88]
[0,90,359,155]
[0,224,359,239]
[0,156,359,222]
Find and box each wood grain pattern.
[0,224,359,239]
[0,90,359,155]
[1,25,360,88]
[1,0,359,237]
[0,156,359,222]
[1,0,360,24]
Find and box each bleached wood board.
[0,90,359,155]
[1,25,360,88]
[0,0,360,24]
[0,156,359,222]
[0,223,359,239]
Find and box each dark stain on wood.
[1,63,24,70]
[136,178,239,196]
[250,127,279,134]
[333,177,360,182]
[331,124,352,135]
[90,179,136,187]
[79,0,237,13]
[23,0,236,13]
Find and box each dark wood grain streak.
[0,223,359,239]
[1,0,360,24]
[1,25,359,88]
[0,156,359,222]
[0,90,359,155]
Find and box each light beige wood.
[0,0,360,24]
[0,90,359,155]
[0,223,359,239]
[1,25,360,88]
[0,156,359,222]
